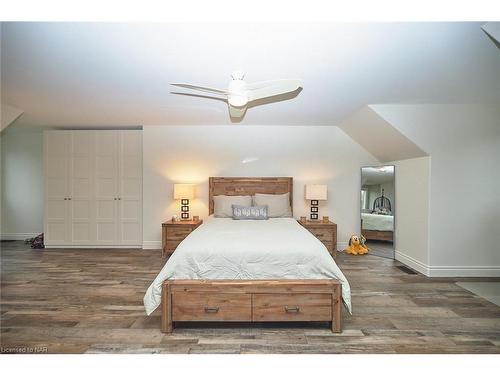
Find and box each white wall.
[142,125,379,249]
[374,104,500,276]
[392,156,431,275]
[1,126,44,239]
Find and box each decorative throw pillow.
[213,195,252,218]
[252,192,292,218]
[232,205,268,220]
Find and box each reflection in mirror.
[361,166,395,259]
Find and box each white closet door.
[95,131,119,245]
[69,131,95,244]
[44,131,70,244]
[117,130,142,246]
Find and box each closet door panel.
[44,131,70,244]
[95,131,119,244]
[69,132,95,244]
[97,223,117,242]
[118,131,142,245]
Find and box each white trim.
[0,233,39,241]
[428,266,500,277]
[395,251,430,276]
[336,241,348,252]
[395,250,500,277]
[142,240,162,249]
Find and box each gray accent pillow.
[252,192,292,218]
[232,205,268,220]
[213,195,252,218]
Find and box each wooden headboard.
[209,177,293,215]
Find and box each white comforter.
[143,216,351,315]
[361,213,394,231]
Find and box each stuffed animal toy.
[346,234,369,255]
[359,235,369,254]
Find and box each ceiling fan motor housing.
[228,79,248,107]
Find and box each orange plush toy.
[346,234,369,255]
[360,234,370,254]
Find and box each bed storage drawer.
[252,293,332,322]
[172,292,252,321]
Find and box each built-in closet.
[44,130,142,247]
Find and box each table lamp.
[305,184,327,220]
[174,184,195,220]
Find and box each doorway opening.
[360,166,395,259]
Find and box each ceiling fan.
[171,71,303,119]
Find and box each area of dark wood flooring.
[1,241,499,353]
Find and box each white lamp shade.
[173,184,195,200]
[305,184,327,200]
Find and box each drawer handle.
[204,306,220,313]
[284,306,300,313]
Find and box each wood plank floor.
[1,241,499,354]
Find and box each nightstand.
[298,220,337,259]
[162,220,203,258]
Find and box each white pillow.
[253,193,292,218]
[213,195,252,218]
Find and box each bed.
[144,177,351,334]
[361,212,394,242]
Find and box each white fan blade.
[246,79,302,101]
[171,83,228,96]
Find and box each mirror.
[360,166,395,259]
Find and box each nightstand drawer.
[166,227,192,239]
[162,220,203,257]
[166,239,183,251]
[309,228,333,241]
[298,220,337,259]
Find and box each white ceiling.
[1,22,499,128]
[362,166,395,185]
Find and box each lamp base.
[180,199,190,220]
[310,200,319,220]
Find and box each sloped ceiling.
[1,22,499,128]
[339,106,427,162]
[481,22,500,47]
[1,103,24,132]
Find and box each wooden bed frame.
[161,177,343,334]
[361,229,394,242]
[361,218,394,242]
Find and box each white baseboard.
[336,242,348,252]
[395,250,500,277]
[0,233,39,241]
[142,241,162,250]
[395,251,430,276]
[427,266,500,277]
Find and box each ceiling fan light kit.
[171,71,303,119]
